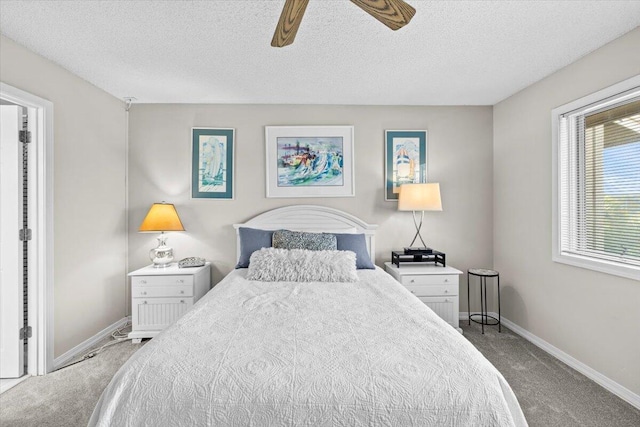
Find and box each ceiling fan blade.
[350,0,416,31]
[271,0,310,47]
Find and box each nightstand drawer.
[400,274,458,287]
[417,296,457,327]
[405,284,458,297]
[132,297,194,331]
[131,285,193,298]
[132,275,194,288]
[384,262,462,333]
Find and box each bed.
[89,205,527,426]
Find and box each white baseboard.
[459,312,640,410]
[0,375,30,394]
[52,317,130,371]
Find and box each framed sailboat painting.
[385,130,427,201]
[265,126,355,198]
[192,128,235,199]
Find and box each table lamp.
[139,202,185,267]
[398,183,442,253]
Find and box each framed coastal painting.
[385,130,427,201]
[191,128,235,199]
[265,126,355,198]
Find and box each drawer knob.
[180,290,184,294]
[140,280,147,284]
[410,279,415,283]
[143,301,147,304]
[445,298,450,303]
[141,291,147,295]
[444,290,448,293]
[180,300,185,303]
[410,290,415,294]
[444,279,449,282]
[177,280,184,283]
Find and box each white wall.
[128,104,494,313]
[493,27,640,395]
[0,35,128,358]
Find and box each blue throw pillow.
[333,233,375,269]
[236,227,274,268]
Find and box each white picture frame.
[265,126,355,198]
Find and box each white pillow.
[247,248,358,282]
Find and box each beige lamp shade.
[398,183,443,211]
[138,203,185,232]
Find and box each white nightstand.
[128,263,211,343]
[385,262,463,332]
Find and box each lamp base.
[404,247,433,255]
[150,234,174,267]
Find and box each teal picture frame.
[385,130,427,201]
[192,128,235,199]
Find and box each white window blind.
[555,82,640,278]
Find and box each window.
[552,76,640,280]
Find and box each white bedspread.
[90,267,527,427]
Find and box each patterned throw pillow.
[272,229,337,251]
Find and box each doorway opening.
[0,83,54,393]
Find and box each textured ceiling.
[1,1,639,105]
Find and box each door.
[0,105,25,378]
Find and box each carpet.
[461,321,640,427]
[0,337,143,427]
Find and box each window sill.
[553,252,640,281]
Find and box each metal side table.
[467,268,501,334]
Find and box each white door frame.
[0,82,54,375]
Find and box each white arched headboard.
[233,205,378,264]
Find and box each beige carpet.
[0,338,143,427]
[461,322,640,427]
[1,323,639,426]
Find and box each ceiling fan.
[271,0,416,47]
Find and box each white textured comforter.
[90,268,527,427]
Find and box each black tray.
[391,250,446,268]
